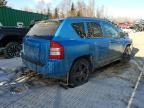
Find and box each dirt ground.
[0,32,144,108]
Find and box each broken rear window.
[27,21,60,37]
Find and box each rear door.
[85,22,110,65]
[102,22,124,60]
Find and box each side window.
[72,23,86,38]
[87,22,103,38]
[103,23,119,38]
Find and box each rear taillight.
[49,41,64,59]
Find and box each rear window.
[27,21,60,37]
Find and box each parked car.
[22,17,132,87]
[0,27,29,58]
[0,20,45,58]
[0,6,48,58]
[134,19,144,32]
[118,23,130,29]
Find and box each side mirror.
[119,32,128,38]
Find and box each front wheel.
[4,42,22,58]
[121,46,132,63]
[69,59,90,87]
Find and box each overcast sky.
[7,0,144,19]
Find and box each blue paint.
[22,17,132,77]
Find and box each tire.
[4,42,22,58]
[69,59,90,87]
[121,46,132,63]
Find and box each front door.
[102,22,124,60]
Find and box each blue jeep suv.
[22,17,132,87]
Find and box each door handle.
[110,40,115,43]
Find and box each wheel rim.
[126,47,132,56]
[7,44,22,57]
[71,62,89,84]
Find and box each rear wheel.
[69,59,90,87]
[121,46,132,63]
[4,42,22,58]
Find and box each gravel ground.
[0,32,143,108]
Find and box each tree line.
[0,0,136,24]
[0,0,105,19]
[23,0,105,19]
[0,0,7,6]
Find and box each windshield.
[27,21,60,37]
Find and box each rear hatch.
[23,20,60,65]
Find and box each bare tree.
[76,0,86,17]
[54,8,59,18]
[96,5,105,18]
[84,0,95,17]
[88,0,95,17]
[77,10,81,16]
[66,0,72,16]
[31,0,107,18]
[0,0,7,6]
[36,0,47,14]
[69,2,76,16]
[47,7,52,19]
[59,9,65,18]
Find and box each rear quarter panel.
[53,19,92,74]
[54,19,80,40]
[55,39,90,75]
